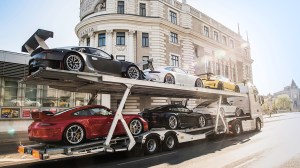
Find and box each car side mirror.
[110,54,114,60]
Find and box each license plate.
[18,146,25,154]
[32,150,40,159]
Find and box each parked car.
[200,73,240,92]
[28,46,143,79]
[140,104,211,130]
[9,98,41,107]
[193,99,244,117]
[28,105,148,145]
[144,66,203,87]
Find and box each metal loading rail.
[20,68,247,152]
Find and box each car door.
[173,67,190,86]
[86,48,122,75]
[88,107,113,138]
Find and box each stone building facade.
[76,0,253,111]
[274,80,300,111]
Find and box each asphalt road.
[1,112,300,168]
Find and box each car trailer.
[18,68,261,159]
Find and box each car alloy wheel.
[65,54,83,71]
[168,115,178,129]
[65,124,84,145]
[195,78,203,87]
[129,119,143,136]
[217,82,224,90]
[235,86,240,93]
[198,115,206,128]
[164,74,175,84]
[127,66,140,79]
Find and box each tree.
[275,94,292,111]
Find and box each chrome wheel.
[168,115,178,129]
[146,139,157,153]
[195,78,203,87]
[65,54,83,71]
[164,74,175,84]
[65,125,84,145]
[127,66,140,79]
[129,119,143,135]
[198,115,206,128]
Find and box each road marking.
[117,151,177,166]
[233,158,257,168]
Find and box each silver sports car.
[144,66,203,87]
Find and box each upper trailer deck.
[20,68,247,99]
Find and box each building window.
[170,32,178,44]
[171,55,179,67]
[140,3,146,16]
[216,63,220,75]
[3,79,18,107]
[86,37,90,46]
[25,84,38,106]
[232,66,236,82]
[142,33,149,47]
[214,31,219,41]
[170,11,177,24]
[98,33,106,47]
[142,56,149,70]
[222,36,227,45]
[230,39,234,48]
[116,55,125,61]
[116,32,125,45]
[204,26,209,37]
[117,1,124,14]
[225,65,229,77]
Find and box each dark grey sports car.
[22,29,142,79]
[140,104,212,130]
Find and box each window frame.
[116,32,126,45]
[171,55,179,67]
[117,1,125,14]
[170,10,177,24]
[139,3,146,16]
[98,33,106,47]
[86,37,90,46]
[170,32,178,44]
[203,26,209,37]
[142,33,149,47]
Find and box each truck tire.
[143,136,160,155]
[162,133,178,151]
[232,120,243,136]
[255,118,262,132]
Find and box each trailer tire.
[232,120,243,136]
[255,118,262,132]
[143,136,160,155]
[163,133,178,151]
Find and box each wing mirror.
[110,54,114,60]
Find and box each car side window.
[90,108,113,116]
[165,67,174,71]
[73,109,91,116]
[72,47,87,53]
[89,48,111,59]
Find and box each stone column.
[106,29,113,54]
[128,30,135,62]
[88,33,95,47]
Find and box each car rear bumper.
[28,127,62,142]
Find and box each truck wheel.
[255,119,261,132]
[163,133,177,151]
[167,115,178,130]
[63,124,85,145]
[198,115,206,128]
[232,120,243,136]
[64,53,84,72]
[143,136,159,155]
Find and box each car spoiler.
[21,29,53,54]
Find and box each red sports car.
[28,105,148,145]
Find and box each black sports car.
[22,29,142,79]
[140,104,211,130]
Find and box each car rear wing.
[21,29,53,54]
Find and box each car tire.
[198,115,206,128]
[232,120,243,136]
[235,86,240,93]
[63,124,85,145]
[163,133,178,151]
[63,53,85,72]
[128,119,143,136]
[143,136,160,155]
[255,118,262,132]
[164,74,175,84]
[195,78,203,87]
[167,115,178,130]
[217,82,224,90]
[126,66,140,79]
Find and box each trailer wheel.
[232,120,243,136]
[143,136,159,155]
[63,124,85,145]
[167,115,178,129]
[163,133,178,151]
[255,118,262,132]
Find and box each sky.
[0,0,299,95]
